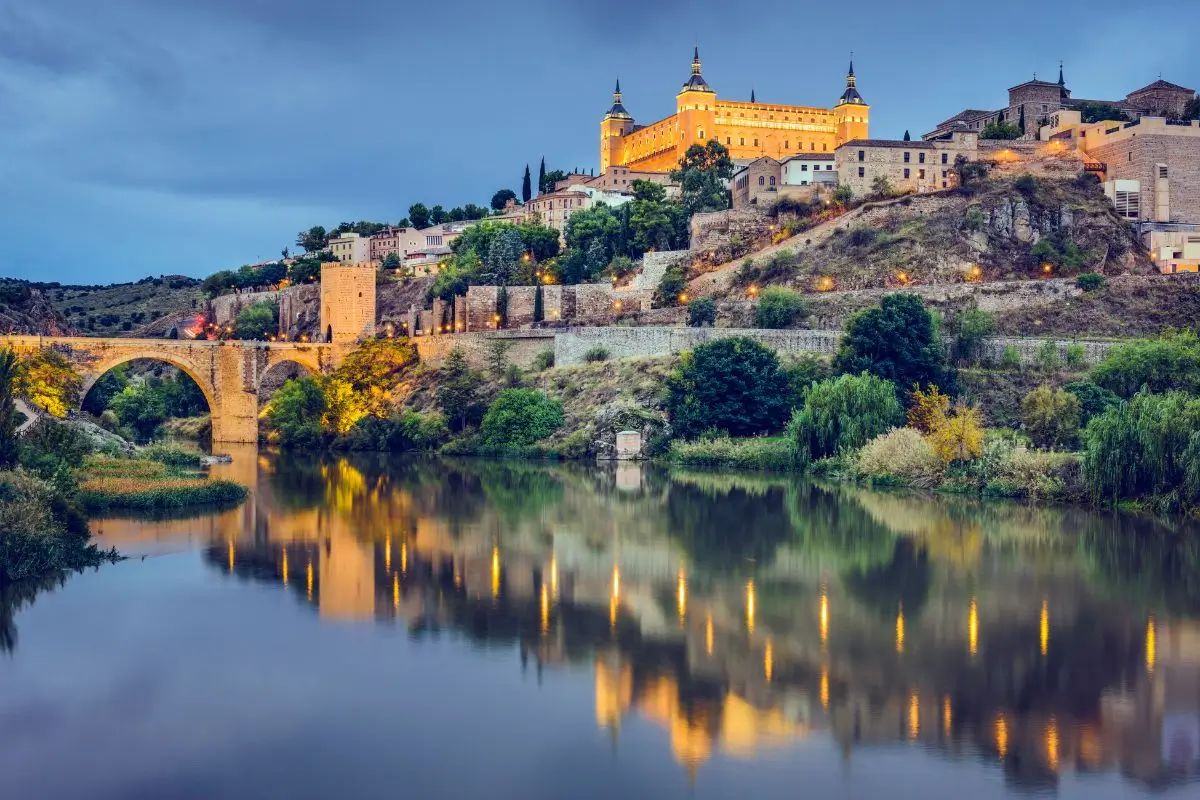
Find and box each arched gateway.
[2,336,348,443]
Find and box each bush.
[0,469,103,583]
[1000,345,1022,369]
[687,297,717,327]
[835,294,954,395]
[18,418,94,478]
[979,438,1082,500]
[583,347,610,363]
[754,287,808,329]
[782,355,830,400]
[139,444,203,469]
[653,264,688,307]
[666,337,795,439]
[437,348,486,433]
[927,402,984,464]
[532,350,555,371]
[1035,340,1061,372]
[265,377,327,448]
[855,427,941,487]
[1014,174,1039,194]
[670,436,796,471]
[478,389,564,451]
[1090,331,1200,398]
[846,227,878,247]
[951,307,995,363]
[1021,386,1082,449]
[337,411,449,452]
[1064,343,1086,369]
[789,373,905,466]
[907,384,950,433]
[1076,273,1105,292]
[1063,381,1120,425]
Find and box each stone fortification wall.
[466,286,500,331]
[505,287,538,327]
[634,250,691,291]
[210,290,279,326]
[976,336,1115,366]
[278,284,319,336]
[412,330,556,369]
[689,207,770,254]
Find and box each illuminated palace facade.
[600,49,869,173]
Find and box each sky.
[1,0,1197,285]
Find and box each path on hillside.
[687,194,918,298]
[15,398,40,434]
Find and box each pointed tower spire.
[605,77,631,119]
[680,45,712,93]
[750,88,756,103]
[837,55,864,106]
[1057,61,1065,86]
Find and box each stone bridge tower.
[320,262,376,344]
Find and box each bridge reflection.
[94,452,1200,790]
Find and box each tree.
[109,383,168,439]
[670,140,735,215]
[833,184,854,205]
[1089,330,1200,398]
[687,297,716,327]
[653,264,688,307]
[281,247,290,260]
[871,175,894,197]
[789,373,905,465]
[266,377,327,448]
[491,189,517,211]
[1062,381,1120,425]
[518,221,560,262]
[541,169,567,193]
[955,155,991,187]
[903,130,911,141]
[533,285,544,323]
[980,120,1022,140]
[15,350,81,418]
[1076,102,1131,124]
[483,227,525,285]
[1185,94,1200,121]
[333,338,418,416]
[408,203,431,229]
[437,348,485,432]
[429,205,447,225]
[496,286,509,329]
[564,205,622,273]
[665,337,795,438]
[82,365,129,416]
[296,226,328,253]
[479,389,564,451]
[928,401,984,463]
[321,378,367,435]
[522,165,532,204]
[755,288,808,329]
[907,384,950,433]
[628,180,685,254]
[1021,385,1082,449]
[538,157,547,195]
[234,302,278,341]
[0,350,19,469]
[382,252,402,270]
[834,294,953,396]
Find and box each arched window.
[758,176,765,186]
[769,176,776,186]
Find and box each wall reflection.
[72,453,1200,791]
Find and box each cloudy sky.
[2,0,1196,284]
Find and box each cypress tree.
[497,286,508,329]
[533,285,544,323]
[903,130,911,141]
[538,157,546,194]
[522,164,532,203]
[0,349,20,470]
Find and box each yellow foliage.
[17,350,81,418]
[928,402,984,464]
[906,384,950,434]
[321,378,368,435]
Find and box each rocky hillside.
[39,275,203,336]
[691,169,1153,301]
[0,281,73,335]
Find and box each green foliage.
[234,301,278,341]
[337,411,448,452]
[582,347,609,363]
[1000,345,1022,369]
[1076,272,1105,291]
[437,348,486,433]
[870,175,893,197]
[563,205,623,281]
[0,470,105,584]
[82,365,128,416]
[669,140,735,215]
[485,339,509,379]
[951,307,995,362]
[522,165,532,204]
[478,389,564,451]
[1021,385,1082,449]
[1031,236,1088,272]
[491,189,517,211]
[287,253,335,285]
[1082,390,1200,507]
[533,285,544,322]
[1014,173,1038,194]
[108,383,168,440]
[0,350,18,470]
[653,264,688,308]
[628,180,688,253]
[687,297,717,327]
[1065,343,1086,368]
[1035,340,1060,371]
[1090,331,1200,398]
[754,287,808,329]
[266,377,328,448]
[140,445,203,469]
[963,206,985,231]
[834,294,953,396]
[666,338,794,439]
[789,373,905,466]
[833,185,854,205]
[669,436,796,471]
[408,203,430,229]
[295,226,328,253]
[532,350,555,371]
[782,355,830,400]
[980,120,1022,140]
[1076,102,1131,124]
[1186,94,1200,121]
[1063,381,1120,425]
[955,156,991,187]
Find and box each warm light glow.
[1040,600,1049,656]
[1046,716,1060,772]
[746,580,756,634]
[228,540,235,574]
[306,560,314,601]
[677,569,687,624]
[764,639,773,682]
[550,554,559,599]
[706,614,714,655]
[896,605,905,653]
[678,293,689,304]
[1146,617,1156,672]
[995,714,1009,760]
[942,696,952,736]
[820,669,829,709]
[281,547,289,586]
[610,565,620,627]
[492,547,501,599]
[540,583,550,634]
[401,543,407,575]
[897,271,909,284]
[819,590,829,647]
[1042,263,1053,274]
[969,597,979,656]
[393,572,400,610]
[816,276,834,292]
[385,536,392,573]
[908,692,920,740]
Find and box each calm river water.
[2,449,1199,799]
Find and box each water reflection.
[8,453,1200,794]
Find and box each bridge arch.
[257,357,317,406]
[80,350,218,419]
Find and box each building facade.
[525,185,634,236]
[600,50,869,173]
[328,231,372,263]
[782,153,837,186]
[835,132,980,197]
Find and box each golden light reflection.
[820,669,829,709]
[1046,716,1060,772]
[995,714,1009,760]
[228,540,235,573]
[610,565,621,628]
[550,554,559,599]
[908,692,920,740]
[677,569,687,625]
[764,639,773,682]
[968,597,979,656]
[401,542,407,575]
[306,560,314,601]
[895,605,905,653]
[281,547,288,587]
[706,614,714,656]
[942,696,952,736]
[491,547,501,599]
[1040,600,1049,656]
[819,590,829,648]
[540,583,550,634]
[385,536,391,573]
[1146,616,1156,673]
[746,580,756,634]
[393,572,399,610]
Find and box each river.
[1,449,1198,799]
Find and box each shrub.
[0,350,18,470]
[1064,343,1086,369]
[928,402,984,464]
[437,348,486,433]
[1000,345,1022,369]
[532,350,555,371]
[1076,272,1105,292]
[666,337,795,439]
[1035,340,1061,372]
[18,418,94,478]
[265,377,327,448]
[0,469,102,583]
[653,264,688,307]
[847,227,878,247]
[835,294,954,395]
[782,355,830,401]
[337,411,449,452]
[1014,174,1039,194]
[1062,381,1120,425]
[503,363,525,387]
[789,373,905,465]
[963,206,985,231]
[583,347,610,363]
[980,439,1082,500]
[1021,386,1082,449]
[951,307,995,363]
[15,350,81,418]
[855,427,941,487]
[479,389,564,451]
[670,436,796,471]
[754,287,808,329]
[687,297,717,327]
[139,444,203,469]
[907,384,950,433]
[1090,331,1200,398]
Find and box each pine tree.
[522,164,532,203]
[538,157,546,194]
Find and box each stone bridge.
[2,335,349,443]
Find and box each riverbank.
[78,447,247,512]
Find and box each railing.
[1083,162,1106,172]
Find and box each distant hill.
[0,281,72,335]
[32,275,203,336]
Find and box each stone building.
[319,261,376,343]
[600,50,868,173]
[525,185,633,236]
[835,131,979,197]
[732,157,783,209]
[328,231,371,263]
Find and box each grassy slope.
[39,276,203,337]
[993,274,1200,338]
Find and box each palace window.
[904,152,911,163]
[941,153,948,164]
[904,168,910,179]
[726,137,731,145]
[858,167,865,177]
[785,141,789,149]
[919,169,925,179]
[740,138,745,146]
[858,150,865,161]
[699,130,704,139]
[919,152,926,163]
[769,176,776,186]
[823,143,827,151]
[810,142,816,150]
[754,138,759,146]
